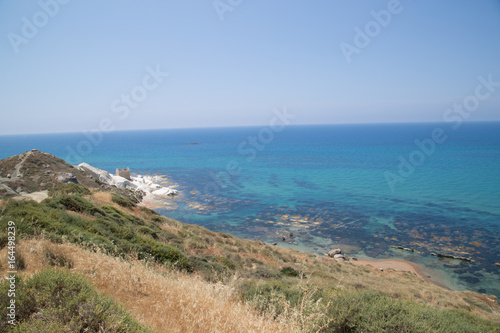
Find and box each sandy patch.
[350,258,442,286]
[12,190,49,203]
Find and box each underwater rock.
[461,276,480,284]
[436,253,474,262]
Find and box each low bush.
[280,266,301,278]
[43,245,74,268]
[238,281,500,333]
[0,269,152,332]
[48,183,91,197]
[215,256,236,270]
[111,194,136,209]
[45,195,103,216]
[0,193,192,272]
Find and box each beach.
[350,258,441,285]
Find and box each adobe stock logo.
[213,0,243,21]
[339,0,409,64]
[384,74,499,193]
[7,0,71,54]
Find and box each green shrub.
[321,290,500,332]
[14,252,26,271]
[45,195,103,216]
[251,268,281,279]
[187,256,230,282]
[48,183,91,197]
[238,279,305,317]
[111,194,136,209]
[215,256,236,270]
[146,241,191,272]
[0,196,192,273]
[43,245,74,268]
[138,226,158,239]
[139,206,160,216]
[280,266,301,278]
[0,269,152,332]
[237,282,500,333]
[151,215,164,223]
[186,236,208,249]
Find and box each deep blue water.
[1,122,499,297]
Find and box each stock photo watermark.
[340,0,409,64]
[65,65,169,164]
[5,221,17,326]
[385,74,499,192]
[203,107,296,196]
[7,0,71,54]
[213,0,243,21]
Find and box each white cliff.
[77,163,178,196]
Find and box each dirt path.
[11,151,31,179]
[12,190,49,203]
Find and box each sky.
[0,0,499,135]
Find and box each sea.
[1,122,499,298]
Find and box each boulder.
[78,163,115,184]
[333,254,345,262]
[328,249,342,257]
[57,173,79,184]
[112,176,134,189]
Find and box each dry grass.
[89,190,115,207]
[1,238,288,333]
[1,237,499,331]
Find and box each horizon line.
[2,119,500,137]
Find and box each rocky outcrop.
[333,254,345,262]
[432,253,475,262]
[78,163,115,185]
[57,172,78,184]
[327,249,346,262]
[0,151,99,197]
[77,163,178,196]
[328,249,342,257]
[390,245,415,252]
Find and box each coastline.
[135,182,450,289]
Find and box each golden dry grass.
[1,236,499,331]
[1,238,288,333]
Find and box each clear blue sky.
[0,0,499,135]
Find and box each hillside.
[0,151,499,332]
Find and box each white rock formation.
[77,163,178,196]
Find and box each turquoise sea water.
[1,122,499,297]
